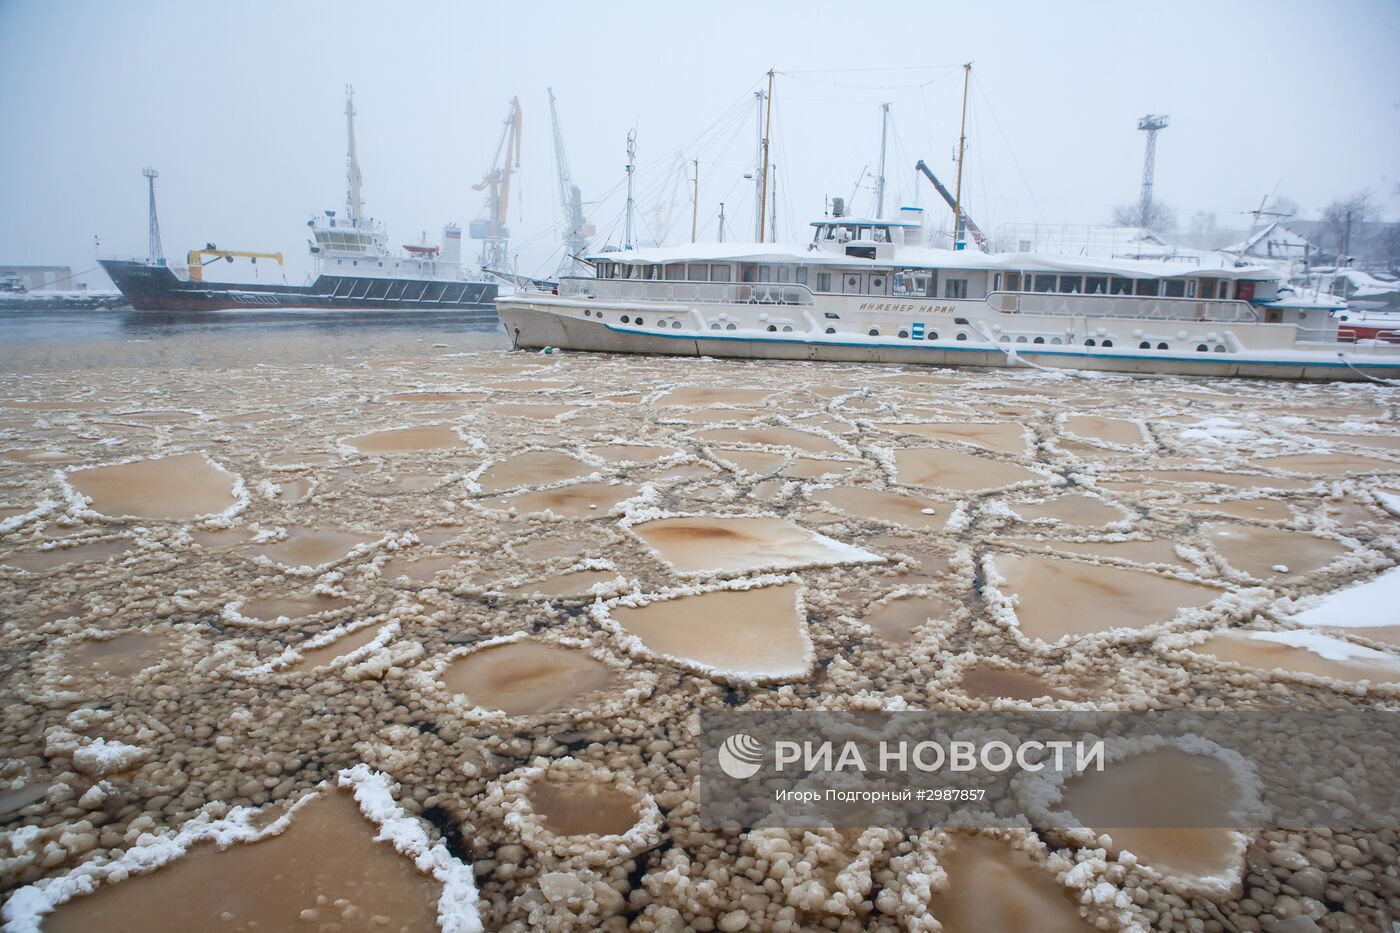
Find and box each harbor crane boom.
[914,159,989,252]
[471,96,523,272]
[547,88,593,277]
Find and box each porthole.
[873,277,883,288]
[1196,344,1208,352]
[671,321,682,329]
[726,323,737,331]
[868,328,880,337]
[1015,336,1028,344]
[1139,340,1150,349]
[927,330,939,340]
[898,330,909,339]
[781,325,794,332]
[956,332,968,341]
[1213,344,1226,352]
[825,326,836,335]
[848,277,858,287]
[583,309,591,317]
[1033,336,1045,344]
[1050,337,1063,345]
[621,315,630,323]
[635,317,644,326]
[1102,339,1114,348]
[1085,338,1096,346]
[1156,342,1168,350]
[767,324,777,332]
[657,320,666,328]
[999,335,1011,343]
[710,323,720,330]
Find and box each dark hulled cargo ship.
[100,87,499,321]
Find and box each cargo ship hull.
[99,259,499,319]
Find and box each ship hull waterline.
[100,259,500,318]
[498,300,1400,382]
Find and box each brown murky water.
[505,569,621,598]
[64,632,167,677]
[811,486,954,530]
[714,448,860,480]
[1253,452,1398,475]
[441,640,616,715]
[1008,537,1191,569]
[380,554,462,583]
[344,424,470,454]
[1189,630,1400,684]
[894,447,1039,491]
[480,481,640,517]
[1303,431,1400,452]
[43,791,443,933]
[609,583,808,678]
[236,594,350,622]
[486,402,575,420]
[695,426,843,455]
[525,780,640,837]
[650,387,773,407]
[475,450,594,493]
[1,537,133,571]
[588,444,681,463]
[926,834,1097,932]
[861,595,952,643]
[1201,522,1348,578]
[995,554,1222,642]
[1175,498,1292,520]
[1058,747,1244,880]
[1061,415,1145,446]
[254,526,377,569]
[887,421,1030,455]
[384,390,485,403]
[1121,469,1312,491]
[956,664,1066,701]
[631,516,876,575]
[66,452,239,520]
[1011,494,1127,527]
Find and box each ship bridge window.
[892,271,933,297]
[1032,274,1056,292]
[740,264,757,283]
[664,263,685,280]
[1058,276,1083,293]
[795,266,808,286]
[777,266,790,283]
[711,264,732,282]
[944,278,968,299]
[758,265,773,282]
[1085,276,1108,294]
[1198,278,1217,299]
[816,272,831,291]
[1163,279,1187,298]
[687,263,709,281]
[1003,272,1021,291]
[1134,279,1159,297]
[1110,277,1133,295]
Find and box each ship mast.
[757,69,775,242]
[951,63,971,249]
[876,102,890,219]
[344,85,363,224]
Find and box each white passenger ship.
[497,206,1400,381]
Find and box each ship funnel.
[831,196,846,218]
[441,223,462,264]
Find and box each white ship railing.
[987,290,1261,323]
[559,276,814,307]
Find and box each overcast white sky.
[1,0,1397,286]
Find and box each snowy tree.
[1321,191,1376,257]
[1112,200,1176,232]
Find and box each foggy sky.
[1,0,1397,287]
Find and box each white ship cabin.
[307,212,468,281]
[580,206,1341,332]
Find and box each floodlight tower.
[142,167,163,263]
[1137,114,1169,227]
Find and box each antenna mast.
[624,129,637,250]
[1137,114,1169,228]
[952,63,971,249]
[344,85,363,223]
[758,70,775,243]
[876,102,890,218]
[752,89,765,239]
[691,159,700,242]
[142,167,162,262]
[718,202,726,243]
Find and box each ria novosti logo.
[717,733,764,779]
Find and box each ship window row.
[996,272,1239,300]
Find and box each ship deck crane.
[187,247,284,281]
[547,88,593,277]
[471,97,522,272]
[914,160,989,252]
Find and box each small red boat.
[1335,310,1400,344]
[403,244,440,256]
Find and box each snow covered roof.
[586,241,1277,280]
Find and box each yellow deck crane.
[471,97,522,273]
[187,247,284,282]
